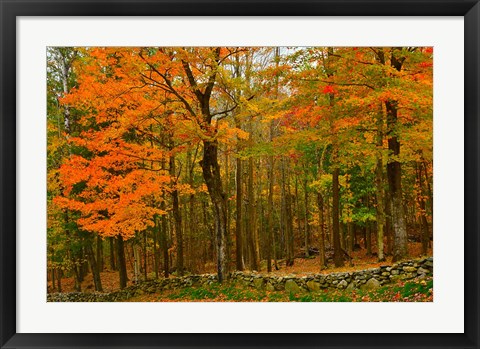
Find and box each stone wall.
[231,257,433,293]
[47,257,432,302]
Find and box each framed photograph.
[1,0,478,348]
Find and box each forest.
[47,47,433,300]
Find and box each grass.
[125,277,433,302]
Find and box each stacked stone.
[47,257,433,301]
[227,257,433,292]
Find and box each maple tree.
[47,46,433,293]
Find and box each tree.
[47,46,433,293]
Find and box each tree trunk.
[96,235,103,274]
[79,248,88,282]
[200,140,228,283]
[73,265,82,292]
[186,148,198,273]
[347,222,354,254]
[267,154,274,273]
[224,146,232,271]
[56,269,62,293]
[86,239,103,292]
[386,100,408,262]
[375,166,386,262]
[422,160,434,217]
[385,189,393,255]
[384,49,409,262]
[247,154,259,270]
[143,232,147,280]
[50,268,55,292]
[117,235,128,289]
[133,243,140,283]
[304,178,310,257]
[317,192,326,269]
[266,47,280,273]
[366,222,372,256]
[235,152,244,271]
[416,162,430,255]
[332,166,344,267]
[109,237,116,271]
[160,200,170,278]
[285,191,295,266]
[170,154,184,276]
[153,222,159,278]
[281,158,294,267]
[374,106,386,261]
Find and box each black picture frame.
[1,1,478,348]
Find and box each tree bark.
[153,222,159,279]
[267,154,274,273]
[281,157,294,266]
[347,222,354,253]
[317,192,326,269]
[374,105,386,261]
[133,243,140,283]
[117,235,128,289]
[143,232,147,280]
[285,191,295,266]
[416,162,430,255]
[247,152,259,270]
[170,154,184,276]
[85,239,103,292]
[386,100,408,262]
[160,200,169,278]
[332,166,343,267]
[109,237,116,271]
[235,154,244,271]
[422,160,434,217]
[366,222,372,256]
[385,49,409,262]
[57,269,62,293]
[200,140,228,282]
[187,149,198,273]
[304,177,310,257]
[96,235,103,274]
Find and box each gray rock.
[424,260,433,267]
[253,278,264,290]
[306,281,320,292]
[361,278,381,290]
[266,283,275,292]
[337,280,348,289]
[403,266,417,273]
[285,280,302,294]
[389,274,402,282]
[402,273,416,279]
[417,267,429,275]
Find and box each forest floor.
[50,242,432,294]
[124,277,433,302]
